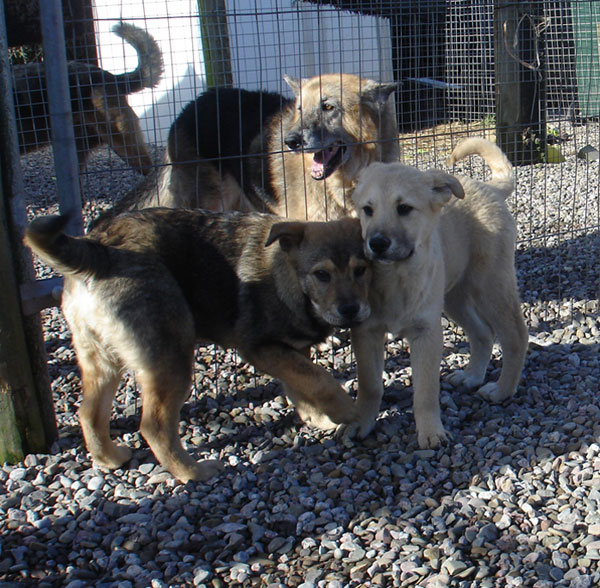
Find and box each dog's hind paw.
[476,381,514,404]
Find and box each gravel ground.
[1,127,600,588]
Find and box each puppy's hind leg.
[138,360,224,483]
[476,289,528,403]
[76,347,132,470]
[444,288,495,390]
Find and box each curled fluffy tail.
[446,137,514,197]
[25,215,109,279]
[112,22,164,93]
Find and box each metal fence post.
[39,0,83,234]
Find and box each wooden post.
[0,182,56,462]
[0,0,58,462]
[197,0,233,88]
[494,1,546,165]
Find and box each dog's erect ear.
[426,170,465,208]
[265,221,307,252]
[360,80,399,110]
[283,75,304,97]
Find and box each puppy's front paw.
[93,444,132,470]
[298,409,338,431]
[447,369,485,390]
[180,459,225,483]
[477,381,514,404]
[417,420,448,449]
[335,402,379,440]
[297,385,358,431]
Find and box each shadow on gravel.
[2,334,599,587]
[516,230,600,306]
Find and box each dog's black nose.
[368,235,391,255]
[338,303,359,321]
[284,132,303,151]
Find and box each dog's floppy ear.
[426,169,465,208]
[283,75,305,97]
[265,221,307,252]
[360,80,399,110]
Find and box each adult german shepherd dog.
[110,73,399,220]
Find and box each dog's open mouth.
[311,144,346,180]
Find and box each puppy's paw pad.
[477,382,514,404]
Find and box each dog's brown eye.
[322,101,334,111]
[314,270,331,283]
[354,266,367,278]
[397,204,412,216]
[362,206,373,217]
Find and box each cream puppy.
[349,138,528,446]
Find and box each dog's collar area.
[311,144,346,180]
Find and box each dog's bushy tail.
[446,137,514,198]
[112,22,164,93]
[25,215,109,279]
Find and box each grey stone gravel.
[2,128,600,588]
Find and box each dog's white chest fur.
[366,243,446,338]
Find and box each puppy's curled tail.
[25,215,109,279]
[112,22,164,93]
[446,137,514,197]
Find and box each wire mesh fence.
[3,0,600,435]
[3,0,599,377]
[2,1,600,584]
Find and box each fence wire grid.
[2,1,600,434]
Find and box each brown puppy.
[13,22,163,174]
[25,210,371,482]
[348,138,528,446]
[108,73,399,219]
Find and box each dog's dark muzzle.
[284,130,346,180]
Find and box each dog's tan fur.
[108,73,399,220]
[348,138,528,446]
[13,23,163,173]
[267,74,400,220]
[25,210,371,482]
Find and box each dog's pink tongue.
[311,147,336,179]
